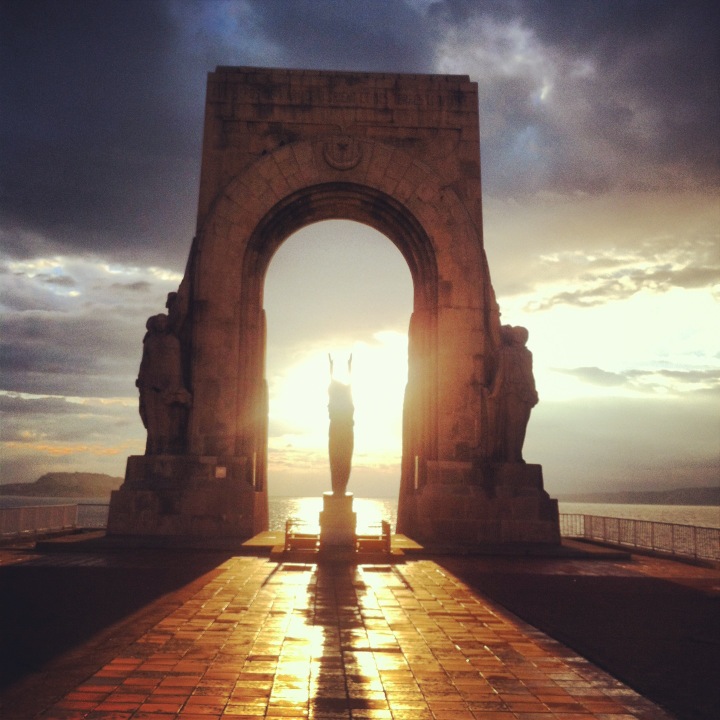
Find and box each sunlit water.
[1,496,717,531]
[0,495,399,533]
[558,502,720,529]
[268,498,719,532]
[270,496,398,533]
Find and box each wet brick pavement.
[2,551,693,720]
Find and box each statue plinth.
[107,454,268,539]
[399,459,560,545]
[319,491,356,548]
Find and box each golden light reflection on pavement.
[25,557,672,719]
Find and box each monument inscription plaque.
[108,66,559,546]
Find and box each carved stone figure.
[327,354,354,495]
[136,313,191,455]
[489,325,538,463]
[165,291,181,333]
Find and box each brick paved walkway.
[2,554,675,719]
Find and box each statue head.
[146,313,169,334]
[511,326,529,346]
[501,325,529,346]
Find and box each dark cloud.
[527,250,720,311]
[0,311,140,397]
[0,394,141,484]
[245,0,433,73]
[433,0,719,194]
[1,0,201,265]
[1,0,717,490]
[1,0,717,265]
[556,366,627,387]
[42,275,77,287]
[555,366,720,394]
[0,394,77,415]
[530,265,720,310]
[655,369,720,384]
[0,0,433,266]
[0,280,66,313]
[574,0,720,188]
[445,0,705,51]
[110,281,152,292]
[0,257,173,318]
[0,406,135,444]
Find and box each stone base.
[319,492,357,548]
[404,460,560,546]
[106,455,268,538]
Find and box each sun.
[263,219,414,483]
[268,332,408,465]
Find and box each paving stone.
[2,554,699,719]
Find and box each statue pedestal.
[319,492,356,548]
[399,460,560,546]
[106,454,268,539]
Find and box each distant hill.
[0,472,123,498]
[558,486,720,506]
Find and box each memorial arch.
[108,67,560,546]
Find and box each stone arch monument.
[108,66,560,546]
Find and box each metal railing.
[0,504,77,538]
[560,513,720,562]
[77,502,110,529]
[3,503,718,562]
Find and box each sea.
[1,495,718,532]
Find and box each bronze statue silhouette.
[488,325,538,463]
[136,313,191,454]
[327,354,354,495]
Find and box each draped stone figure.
[327,355,354,495]
[136,313,191,455]
[488,325,538,463]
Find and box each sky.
[1,0,718,498]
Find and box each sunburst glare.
[278,496,398,533]
[264,220,413,497]
[268,332,408,468]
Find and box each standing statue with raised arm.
[327,354,354,495]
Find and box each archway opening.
[263,219,413,531]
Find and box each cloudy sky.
[1,0,718,498]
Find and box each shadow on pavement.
[0,552,229,689]
[438,557,720,720]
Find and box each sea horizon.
[1,494,718,531]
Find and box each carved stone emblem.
[323,135,362,170]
